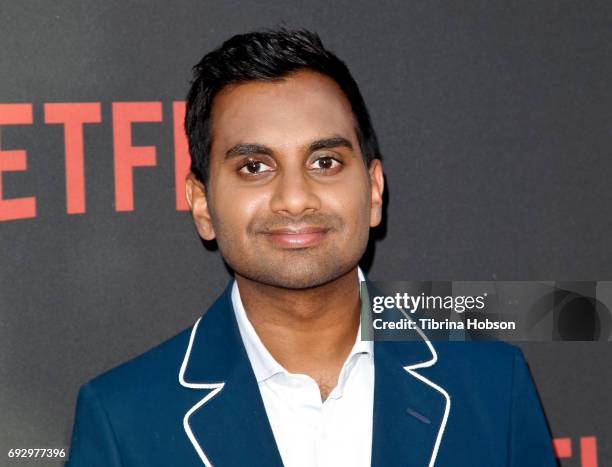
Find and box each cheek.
[326,180,371,231]
[211,185,266,237]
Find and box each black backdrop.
[1,1,611,466]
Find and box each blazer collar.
[371,339,451,467]
[179,280,244,385]
[179,277,450,467]
[363,280,451,467]
[178,280,284,467]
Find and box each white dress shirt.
[231,267,374,467]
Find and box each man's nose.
[269,168,321,217]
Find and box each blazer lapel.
[178,281,284,467]
[366,282,451,467]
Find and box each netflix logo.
[0,101,190,222]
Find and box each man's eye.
[239,159,273,175]
[312,156,341,171]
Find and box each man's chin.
[234,262,353,290]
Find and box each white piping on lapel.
[398,308,451,467]
[179,316,226,467]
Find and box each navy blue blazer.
[67,279,557,466]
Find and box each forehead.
[209,70,358,150]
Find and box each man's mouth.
[261,226,331,248]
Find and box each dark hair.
[185,28,381,185]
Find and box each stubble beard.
[210,206,368,290]
[218,230,368,290]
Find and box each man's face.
[187,70,384,289]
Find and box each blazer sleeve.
[508,348,557,467]
[65,383,123,467]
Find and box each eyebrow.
[308,136,353,152]
[225,143,273,159]
[224,135,354,160]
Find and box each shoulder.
[81,281,236,404]
[431,339,525,375]
[416,340,531,401]
[434,339,523,362]
[379,338,528,391]
[386,337,523,368]
[84,323,195,402]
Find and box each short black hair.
[185,28,382,185]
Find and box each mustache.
[251,213,343,234]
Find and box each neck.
[234,267,361,379]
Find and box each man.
[67,29,557,466]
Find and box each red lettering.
[553,436,599,466]
[581,436,598,467]
[173,101,189,211]
[553,437,572,458]
[0,103,36,221]
[44,103,102,214]
[112,102,162,211]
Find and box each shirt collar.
[232,266,372,384]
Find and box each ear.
[368,159,384,228]
[185,172,216,240]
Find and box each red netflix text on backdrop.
[554,436,599,466]
[0,104,36,221]
[0,102,190,221]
